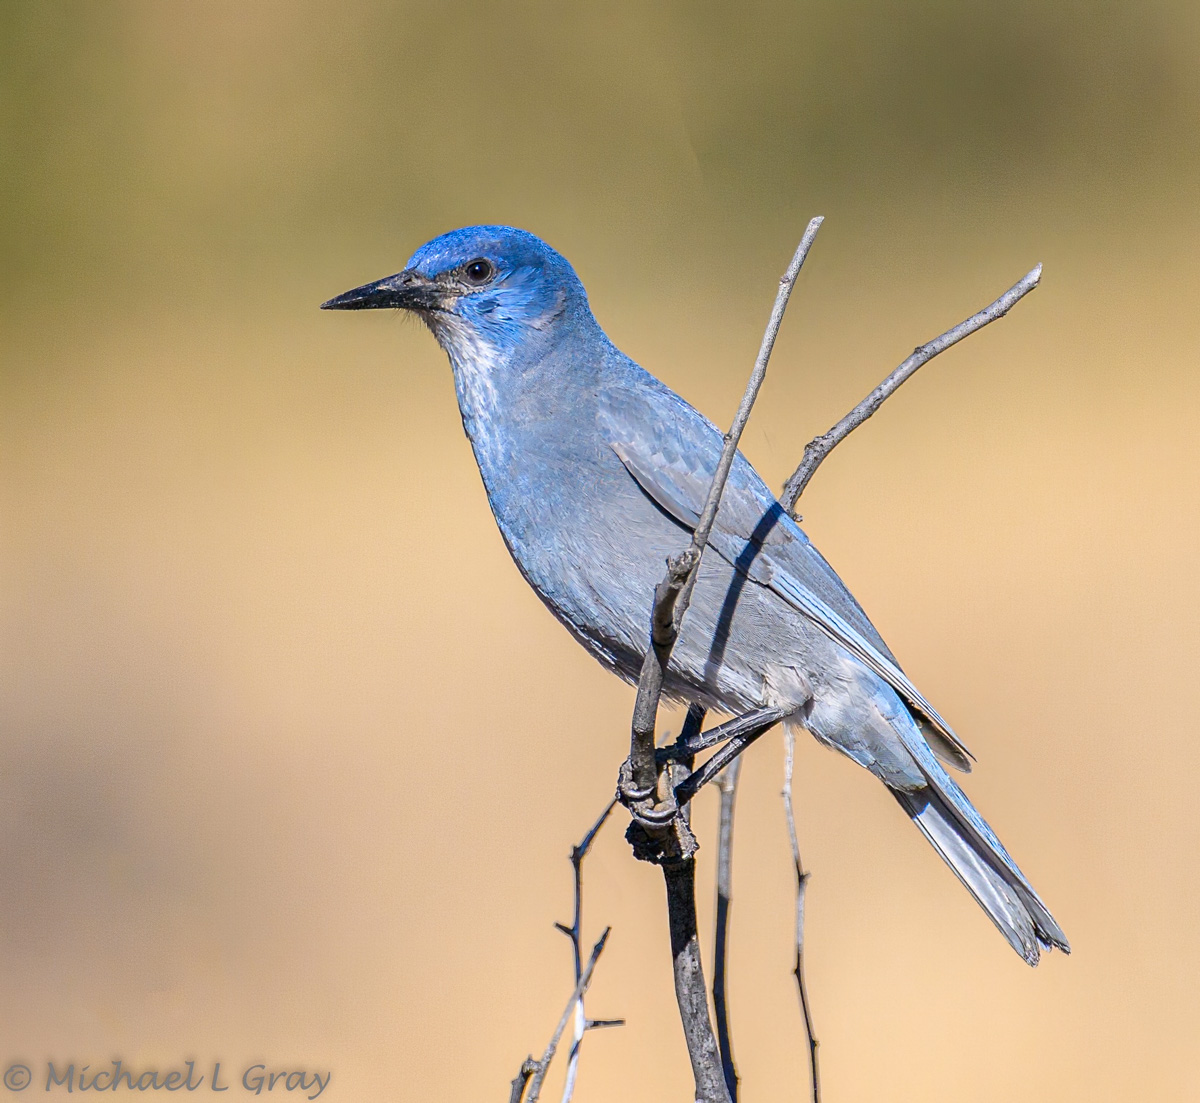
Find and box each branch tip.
[780,258,1044,514]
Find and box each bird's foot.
[617,757,697,864]
[616,756,678,826]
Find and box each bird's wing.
[600,384,974,771]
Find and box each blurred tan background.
[2,2,1199,1100]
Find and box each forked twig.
[627,217,826,813]
[509,1061,537,1103]
[555,800,622,1103]
[708,257,1044,1103]
[780,263,1043,512]
[512,930,613,1103]
[508,802,620,1103]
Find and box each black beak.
[320,270,442,311]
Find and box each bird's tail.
[892,769,1070,965]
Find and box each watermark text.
[2,1061,329,1099]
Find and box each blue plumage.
[323,225,1068,965]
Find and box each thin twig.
[780,263,1042,512]
[556,800,620,1103]
[767,260,1044,1101]
[783,729,820,1103]
[521,930,612,1103]
[712,757,742,1103]
[672,215,826,621]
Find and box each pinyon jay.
[322,225,1068,965]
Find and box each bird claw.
[631,797,679,828]
[616,756,680,829]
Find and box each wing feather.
[602,392,974,771]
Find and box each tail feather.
[883,705,1070,965]
[894,785,1068,964]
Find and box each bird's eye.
[463,258,495,285]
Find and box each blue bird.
[322,225,1069,965]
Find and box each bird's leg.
[622,704,787,830]
[658,705,790,765]
[673,709,788,807]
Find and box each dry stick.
[664,836,729,1103]
[712,757,742,1103]
[555,799,622,1103]
[623,217,824,1103]
[510,801,621,1103]
[782,728,820,1103]
[518,930,613,1103]
[660,735,731,1103]
[627,215,825,808]
[780,263,1043,513]
[509,1060,538,1103]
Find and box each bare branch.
[627,216,824,809]
[522,930,612,1103]
[557,800,619,1103]
[513,800,617,1103]
[674,215,826,619]
[618,233,1040,1103]
[783,729,820,1103]
[767,260,1044,1100]
[620,223,822,1103]
[664,837,731,1103]
[780,263,1042,513]
[712,758,742,1103]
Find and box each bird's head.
[321,225,592,364]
